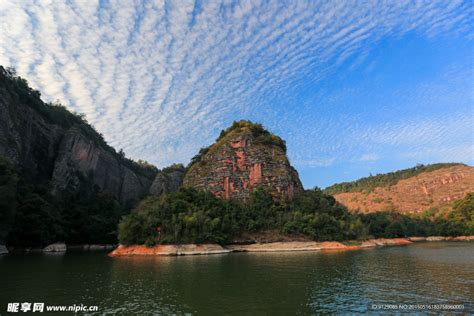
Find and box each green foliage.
[187,146,210,169]
[0,157,18,243]
[324,163,464,195]
[360,195,474,238]
[283,189,366,241]
[162,163,185,173]
[118,187,474,246]
[216,120,287,152]
[449,193,474,235]
[7,192,63,247]
[119,189,236,245]
[187,120,286,171]
[215,120,260,142]
[59,189,125,244]
[1,157,125,247]
[118,187,368,245]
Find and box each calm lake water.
[1,242,473,314]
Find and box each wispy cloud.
[0,0,472,180]
[294,157,337,168]
[280,61,473,173]
[358,154,380,162]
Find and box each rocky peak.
[183,121,303,202]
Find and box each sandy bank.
[109,236,473,257]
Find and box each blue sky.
[0,1,473,188]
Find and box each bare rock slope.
[183,121,303,202]
[332,165,474,214]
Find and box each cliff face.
[0,68,157,204]
[50,128,154,203]
[0,82,64,183]
[333,165,474,214]
[183,122,303,201]
[149,166,185,196]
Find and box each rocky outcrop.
[0,245,8,255]
[332,165,474,214]
[85,244,116,250]
[50,128,153,203]
[183,121,303,202]
[0,78,64,182]
[109,244,231,256]
[68,244,116,251]
[149,166,184,196]
[43,242,67,252]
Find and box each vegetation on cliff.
[323,163,464,195]
[184,119,301,202]
[187,120,286,171]
[216,120,287,152]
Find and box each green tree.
[0,157,18,243]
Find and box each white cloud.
[0,0,472,169]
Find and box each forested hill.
[324,163,464,195]
[0,66,176,248]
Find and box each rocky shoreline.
[109,244,232,257]
[2,243,117,254]
[108,236,474,257]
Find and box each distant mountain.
[183,120,303,202]
[326,164,474,214]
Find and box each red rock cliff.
[183,121,303,202]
